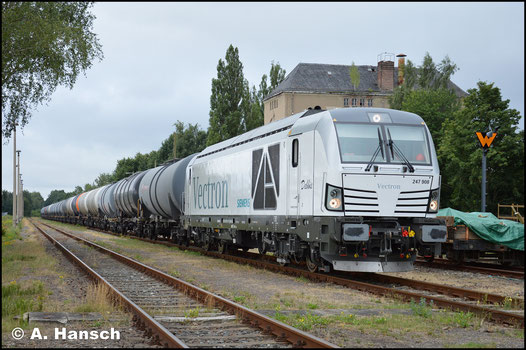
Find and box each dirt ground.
[32,220,524,349]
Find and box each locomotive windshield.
[386,125,430,165]
[335,123,431,165]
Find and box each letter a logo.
[476,132,496,149]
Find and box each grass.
[74,283,117,314]
[2,281,46,328]
[274,311,330,331]
[444,342,497,348]
[2,218,54,332]
[2,215,22,242]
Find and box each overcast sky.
[2,2,524,201]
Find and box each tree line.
[2,190,44,217]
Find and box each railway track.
[415,257,524,279]
[31,219,337,348]
[39,219,524,328]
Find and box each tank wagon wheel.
[306,254,320,273]
[258,245,267,255]
[278,259,288,267]
[202,239,212,252]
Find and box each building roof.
[264,62,468,101]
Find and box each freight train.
[41,107,447,273]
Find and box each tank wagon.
[41,108,446,272]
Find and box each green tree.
[438,81,523,213]
[207,45,250,146]
[349,61,360,91]
[268,61,286,92]
[44,189,68,206]
[252,61,286,126]
[400,88,460,147]
[389,53,458,109]
[2,2,103,138]
[94,173,114,187]
[172,121,208,158]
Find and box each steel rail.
[40,219,524,327]
[30,220,188,348]
[354,273,523,308]
[37,220,338,348]
[415,258,524,279]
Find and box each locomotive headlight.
[330,198,342,209]
[326,184,343,211]
[428,189,440,212]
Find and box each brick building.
[263,53,467,124]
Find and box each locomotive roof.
[196,108,425,160]
[328,107,425,125]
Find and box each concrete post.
[13,126,17,225]
[16,150,21,224]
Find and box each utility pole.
[12,125,17,226]
[16,150,21,224]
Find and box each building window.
[359,98,365,107]
[351,98,357,107]
[368,98,373,107]
[270,99,278,110]
[344,98,349,107]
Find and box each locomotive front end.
[315,108,446,272]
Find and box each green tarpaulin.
[438,208,524,251]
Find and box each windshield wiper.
[387,129,414,173]
[365,128,384,172]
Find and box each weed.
[295,276,309,283]
[184,307,200,318]
[452,311,474,328]
[502,296,513,309]
[410,297,433,318]
[233,295,246,304]
[307,303,318,310]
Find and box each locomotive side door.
[287,136,300,217]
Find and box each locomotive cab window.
[335,124,386,163]
[386,125,431,165]
[292,139,299,167]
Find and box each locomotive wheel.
[424,255,435,263]
[306,254,319,273]
[217,240,227,254]
[202,240,211,251]
[242,247,249,252]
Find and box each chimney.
[377,52,395,91]
[396,53,407,85]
